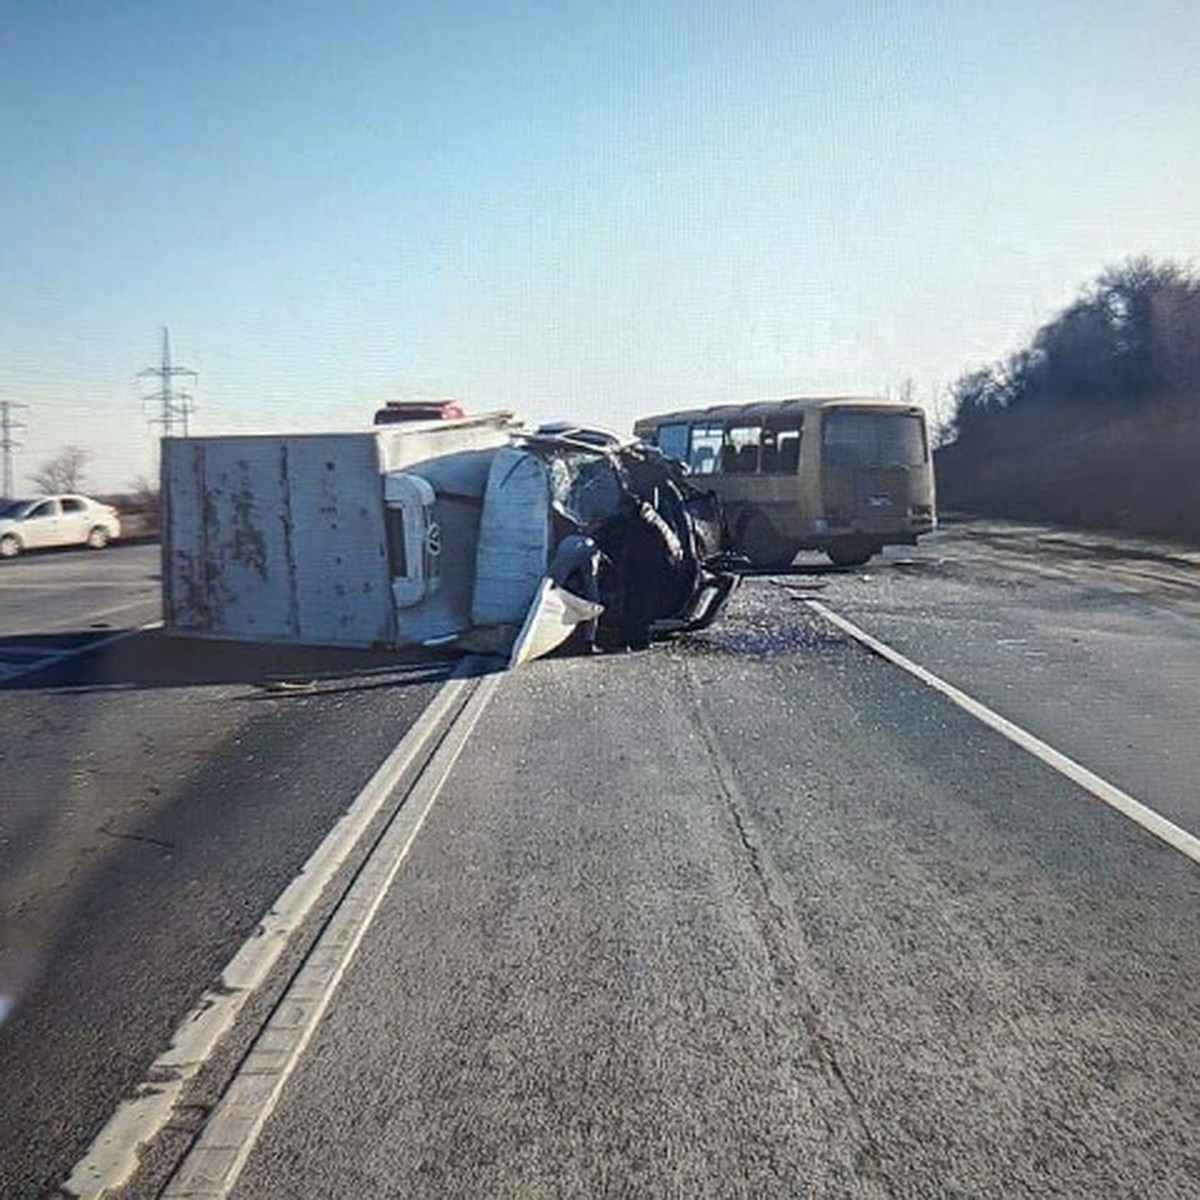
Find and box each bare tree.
[125,473,161,521]
[925,381,957,448]
[30,445,90,494]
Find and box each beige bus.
[633,397,936,568]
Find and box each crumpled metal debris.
[510,428,740,660]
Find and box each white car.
[0,494,122,558]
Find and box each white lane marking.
[162,668,504,1199]
[1,597,160,635]
[0,643,78,659]
[70,595,163,625]
[806,599,1200,866]
[62,661,485,1200]
[0,622,161,685]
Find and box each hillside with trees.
[935,258,1200,542]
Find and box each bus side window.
[764,419,802,474]
[778,431,801,473]
[656,422,690,462]
[760,429,778,472]
[722,425,761,474]
[689,424,723,474]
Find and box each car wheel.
[86,526,110,550]
[826,539,876,568]
[0,533,22,559]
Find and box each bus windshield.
[822,410,926,469]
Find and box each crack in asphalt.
[679,658,897,1198]
[97,825,176,852]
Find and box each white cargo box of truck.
[162,413,517,648]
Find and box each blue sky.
[1,0,1198,490]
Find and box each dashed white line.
[806,598,1200,866]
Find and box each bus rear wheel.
[739,513,798,569]
[826,539,877,568]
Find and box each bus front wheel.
[826,539,877,568]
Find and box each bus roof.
[633,396,919,429]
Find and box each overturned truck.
[162,416,738,664]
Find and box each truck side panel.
[197,439,299,639]
[286,437,394,646]
[375,419,512,473]
[162,439,209,631]
[163,417,517,648]
[164,434,393,646]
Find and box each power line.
[138,327,198,438]
[1,399,29,499]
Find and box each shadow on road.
[0,627,485,695]
[0,625,486,1197]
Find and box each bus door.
[819,408,927,534]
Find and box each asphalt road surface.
[0,544,161,683]
[809,521,1200,837]
[0,542,161,633]
[0,547,456,1199]
[1,524,1198,1198]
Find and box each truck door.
[383,473,442,608]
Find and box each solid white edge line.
[806,599,1200,867]
[62,660,480,1199]
[161,668,505,1199]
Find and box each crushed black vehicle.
[512,427,741,656]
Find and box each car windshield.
[0,499,35,519]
